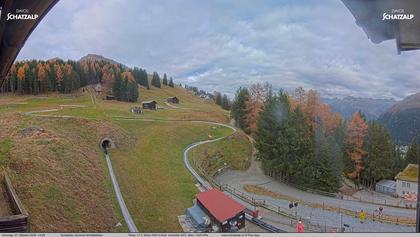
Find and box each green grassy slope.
[0,85,249,231]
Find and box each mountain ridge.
[79,54,127,68]
[323,96,397,120]
[378,92,420,145]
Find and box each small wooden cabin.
[167,96,179,104]
[141,100,157,110]
[105,95,115,100]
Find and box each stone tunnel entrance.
[100,138,115,151]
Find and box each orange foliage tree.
[245,83,270,136]
[291,87,342,135]
[346,112,368,181]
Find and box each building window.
[407,183,410,188]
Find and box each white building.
[395,164,418,198]
[94,83,102,93]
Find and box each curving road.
[182,121,237,191]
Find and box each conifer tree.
[120,77,128,101]
[162,73,168,86]
[221,94,230,110]
[127,80,139,102]
[151,72,161,88]
[215,92,222,105]
[169,77,174,88]
[406,137,419,165]
[112,73,122,100]
[231,87,249,132]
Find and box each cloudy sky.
[17,0,420,99]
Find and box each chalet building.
[167,96,179,104]
[189,189,245,232]
[141,100,157,110]
[395,164,418,198]
[105,95,115,100]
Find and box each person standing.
[359,209,366,224]
[296,219,305,233]
[378,206,383,219]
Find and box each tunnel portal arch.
[100,138,115,150]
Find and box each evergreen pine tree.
[215,92,222,105]
[113,73,122,100]
[221,94,230,110]
[163,73,168,86]
[169,77,174,88]
[406,137,419,165]
[360,122,396,187]
[151,72,161,88]
[127,80,139,102]
[231,87,249,131]
[120,77,128,101]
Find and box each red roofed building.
[196,189,246,232]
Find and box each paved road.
[216,171,416,232]
[105,153,139,232]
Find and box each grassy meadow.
[0,85,249,231]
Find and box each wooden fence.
[191,156,416,232]
[0,173,30,232]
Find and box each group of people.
[359,206,384,224]
[294,206,385,233]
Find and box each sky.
[17,0,420,100]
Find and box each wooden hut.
[167,96,179,104]
[141,100,157,110]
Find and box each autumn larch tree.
[37,64,47,93]
[245,83,271,136]
[346,111,368,184]
[17,66,25,94]
[55,64,64,92]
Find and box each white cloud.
[17,0,420,100]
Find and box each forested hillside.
[378,92,420,145]
[324,96,396,120]
[231,85,407,191]
[1,55,169,103]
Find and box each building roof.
[0,0,59,87]
[376,179,396,189]
[186,203,210,228]
[196,189,245,223]
[395,164,418,182]
[141,100,157,104]
[341,0,420,53]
